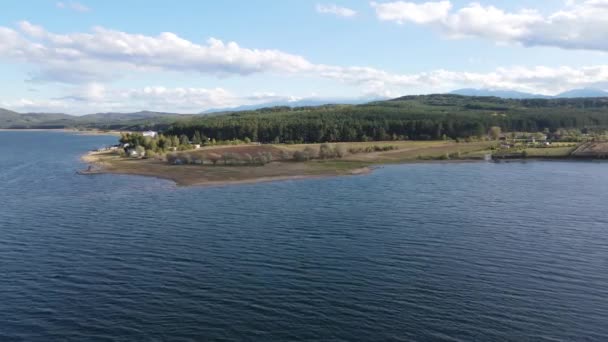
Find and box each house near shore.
[96,146,120,152]
[127,148,145,158]
[142,131,158,138]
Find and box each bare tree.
[489,126,502,140]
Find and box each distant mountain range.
[0,109,189,129]
[449,88,608,99]
[3,90,608,129]
[201,97,380,114]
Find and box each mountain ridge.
[449,88,608,99]
[3,92,608,129]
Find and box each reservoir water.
[1,131,608,341]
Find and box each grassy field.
[523,146,577,158]
[492,145,578,159]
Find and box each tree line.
[161,95,608,143]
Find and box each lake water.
[1,131,608,341]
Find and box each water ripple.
[1,132,608,341]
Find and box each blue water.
[1,131,608,341]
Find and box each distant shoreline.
[0,128,125,136]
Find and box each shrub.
[279,150,291,161]
[304,146,319,159]
[293,150,310,162]
[166,153,180,165]
[335,145,347,158]
[255,152,273,165]
[319,143,335,159]
[207,153,222,165]
[145,150,157,159]
[243,153,254,164]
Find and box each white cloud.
[1,86,311,114]
[2,22,608,111]
[0,22,314,84]
[315,64,608,96]
[371,1,451,24]
[5,64,608,114]
[371,0,608,51]
[56,1,90,12]
[316,3,358,17]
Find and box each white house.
[142,131,158,138]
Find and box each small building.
[192,144,201,149]
[127,148,145,158]
[142,131,158,138]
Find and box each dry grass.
[343,141,494,162]
[570,142,608,158]
[180,145,286,160]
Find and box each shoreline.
[78,140,608,187]
[82,151,602,188]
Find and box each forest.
[163,95,608,143]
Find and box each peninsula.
[70,93,608,186]
[82,140,498,186]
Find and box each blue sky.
[1,0,607,113]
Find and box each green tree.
[170,135,180,147]
[489,126,502,140]
[179,134,190,146]
[192,131,203,145]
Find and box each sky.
[1,0,608,114]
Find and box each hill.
[201,97,380,114]
[0,109,190,129]
[449,89,549,99]
[165,94,608,143]
[556,88,608,98]
[450,88,608,99]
